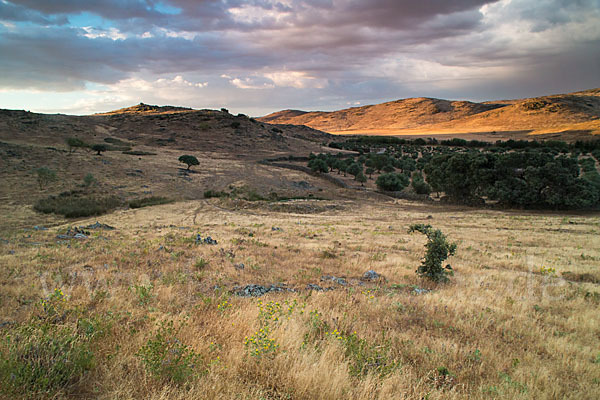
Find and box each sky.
[0,0,599,116]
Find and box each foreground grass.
[0,199,599,399]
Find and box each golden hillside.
[259,89,600,137]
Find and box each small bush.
[376,173,409,191]
[34,167,57,189]
[34,191,121,218]
[411,172,431,195]
[137,320,203,384]
[0,321,94,396]
[408,224,457,282]
[204,190,229,198]
[83,173,96,188]
[128,196,172,209]
[122,150,157,156]
[326,330,399,378]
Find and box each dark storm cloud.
[0,0,599,111]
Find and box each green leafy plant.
[83,173,96,188]
[34,167,57,190]
[131,284,154,306]
[408,224,457,282]
[178,155,199,171]
[137,320,203,384]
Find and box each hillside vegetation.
[0,103,599,399]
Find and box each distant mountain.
[258,89,600,137]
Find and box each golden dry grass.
[1,198,599,399]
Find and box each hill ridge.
[258,89,600,136]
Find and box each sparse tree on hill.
[376,173,409,191]
[66,137,88,153]
[178,155,200,170]
[35,167,57,190]
[366,167,375,179]
[356,171,367,186]
[308,158,328,174]
[346,162,362,178]
[92,144,107,155]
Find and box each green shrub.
[34,167,57,190]
[83,173,96,188]
[411,172,431,195]
[131,284,154,306]
[91,144,108,155]
[137,320,203,384]
[128,196,172,209]
[66,137,88,153]
[204,190,229,199]
[122,150,157,156]
[34,191,121,218]
[0,322,94,396]
[376,173,409,191]
[326,330,399,378]
[178,155,199,170]
[308,158,329,174]
[408,224,457,282]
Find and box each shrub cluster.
[34,190,121,218]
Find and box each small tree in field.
[35,167,57,189]
[408,224,456,283]
[178,155,199,171]
[66,137,88,153]
[92,144,107,155]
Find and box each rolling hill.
[258,88,600,138]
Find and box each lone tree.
[178,155,199,171]
[92,144,108,155]
[408,224,456,283]
[34,167,57,189]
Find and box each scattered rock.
[196,234,218,245]
[8,250,15,255]
[412,287,431,295]
[320,275,347,286]
[234,263,245,270]
[33,226,48,231]
[271,227,283,231]
[0,238,8,244]
[362,270,381,280]
[56,227,89,240]
[292,180,312,189]
[234,284,295,297]
[306,283,333,292]
[83,222,115,230]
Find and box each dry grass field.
[1,104,600,399]
[1,196,599,399]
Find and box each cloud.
[0,0,599,114]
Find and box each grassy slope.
[1,198,599,399]
[1,106,600,399]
